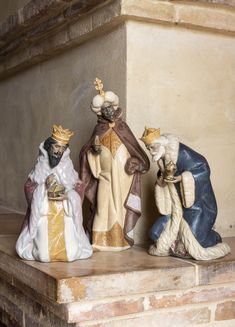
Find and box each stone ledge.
[0,236,196,303]
[0,0,235,80]
[1,277,235,326]
[121,0,235,34]
[0,215,235,326]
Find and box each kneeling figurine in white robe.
[16,125,93,262]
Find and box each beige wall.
[0,10,234,243]
[0,23,126,212]
[125,21,235,242]
[0,0,29,23]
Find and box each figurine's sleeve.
[87,150,101,179]
[180,171,195,208]
[24,178,38,205]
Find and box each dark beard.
[48,153,62,168]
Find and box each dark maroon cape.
[79,116,150,245]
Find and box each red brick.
[81,307,211,327]
[149,285,235,309]
[69,298,144,322]
[215,300,235,321]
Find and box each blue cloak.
[150,143,222,248]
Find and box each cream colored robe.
[87,128,133,251]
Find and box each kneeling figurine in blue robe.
[141,127,230,260]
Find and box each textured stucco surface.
[125,21,235,242]
[0,24,126,212]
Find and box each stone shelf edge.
[0,211,234,327]
[0,236,235,326]
[0,0,235,80]
[0,236,196,303]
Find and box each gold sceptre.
[94,77,105,96]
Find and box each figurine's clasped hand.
[155,173,167,187]
[91,135,102,155]
[91,144,102,155]
[164,175,182,184]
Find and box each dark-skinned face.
[48,142,67,168]
[101,103,116,122]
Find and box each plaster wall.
[0,14,234,244]
[125,21,235,242]
[0,23,126,212]
[0,0,29,23]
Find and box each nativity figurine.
[79,78,150,251]
[141,127,230,260]
[16,125,93,262]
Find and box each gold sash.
[48,200,68,261]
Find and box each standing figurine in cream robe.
[16,125,92,262]
[141,127,230,260]
[80,79,150,251]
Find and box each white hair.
[149,134,179,164]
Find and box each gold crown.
[94,77,105,96]
[140,127,161,145]
[51,125,74,145]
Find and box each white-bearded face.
[146,136,169,162]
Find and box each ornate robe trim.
[48,200,68,262]
[155,184,172,215]
[126,193,141,212]
[100,129,122,158]
[92,222,129,248]
[180,171,195,208]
